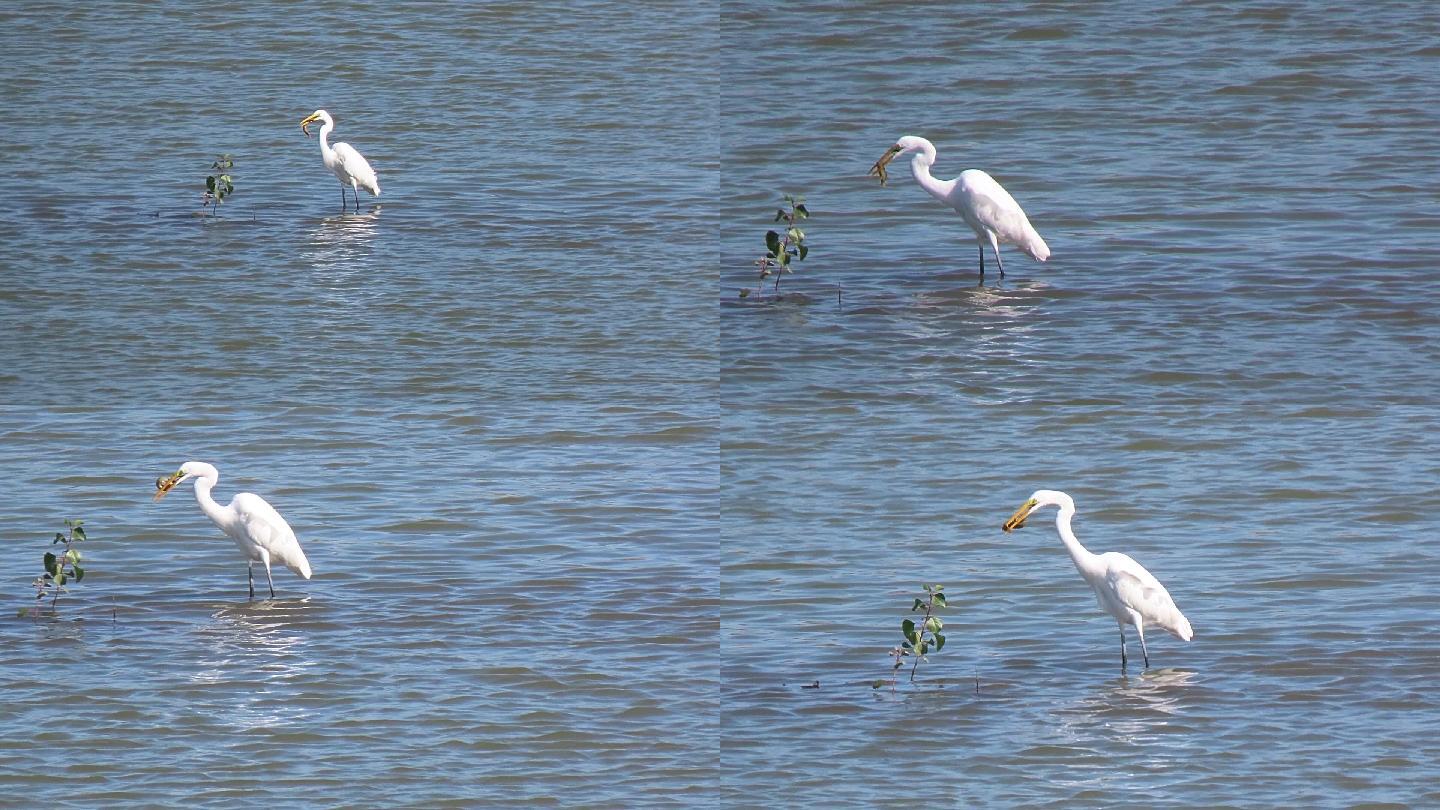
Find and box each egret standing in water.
[870,136,1049,279]
[1002,490,1192,671]
[154,462,312,599]
[300,109,380,210]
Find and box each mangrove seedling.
[749,193,809,296]
[25,519,89,616]
[201,154,235,216]
[875,583,947,689]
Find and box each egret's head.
[894,135,929,154]
[299,109,332,137]
[153,461,206,502]
[1002,489,1072,532]
[869,136,932,186]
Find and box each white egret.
[300,109,381,210]
[870,136,1049,279]
[154,461,312,599]
[1002,489,1192,671]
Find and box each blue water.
[2,1,717,805]
[720,2,1440,806]
[4,0,1440,806]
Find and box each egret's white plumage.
[872,135,1049,278]
[1003,489,1191,671]
[155,461,312,598]
[300,109,380,210]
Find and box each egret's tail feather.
[1022,227,1050,262]
[289,553,313,580]
[1172,612,1193,642]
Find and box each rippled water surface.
[2,2,716,806]
[6,1,1440,806]
[720,2,1440,807]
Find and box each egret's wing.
[333,141,380,195]
[232,493,312,578]
[1106,554,1190,639]
[956,170,1049,260]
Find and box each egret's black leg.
[265,565,276,599]
[1138,627,1151,669]
[247,562,255,599]
[978,241,986,278]
[993,243,1007,279]
[1119,628,1128,671]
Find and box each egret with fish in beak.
[869,135,1049,279]
[299,109,381,211]
[1002,489,1191,671]
[153,461,312,598]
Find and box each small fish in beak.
[154,471,184,502]
[1002,498,1038,533]
[868,144,902,186]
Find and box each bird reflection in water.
[188,598,319,731]
[1055,668,1199,748]
[301,207,382,306]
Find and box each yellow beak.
[300,113,321,136]
[868,144,902,186]
[1002,498,1038,533]
[153,470,184,502]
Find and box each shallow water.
[5,0,1440,806]
[1,1,716,805]
[720,2,1440,807]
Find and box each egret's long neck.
[318,121,335,160]
[191,473,232,530]
[1055,503,1104,580]
[909,142,953,202]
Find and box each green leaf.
[765,230,781,255]
[933,593,947,608]
[902,618,915,637]
[65,549,80,564]
[795,204,809,218]
[797,244,808,261]
[53,533,64,545]
[72,526,86,542]
[925,617,943,633]
[56,572,67,586]
[43,553,58,577]
[872,680,884,689]
[73,565,85,582]
[206,176,217,193]
[775,209,786,222]
[787,227,804,242]
[901,640,912,650]
[912,598,924,612]
[934,634,945,652]
[779,251,791,266]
